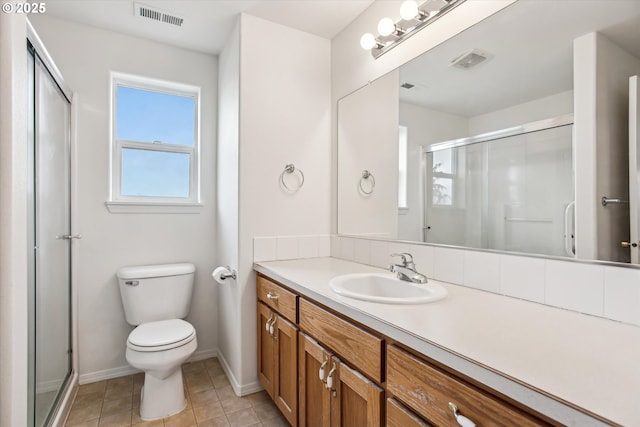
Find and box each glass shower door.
[31,48,72,427]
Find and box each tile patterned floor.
[64,357,290,427]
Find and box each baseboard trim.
[189,348,218,362]
[79,365,141,385]
[78,348,220,385]
[216,351,264,397]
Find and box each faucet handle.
[390,253,413,266]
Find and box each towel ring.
[359,170,375,195]
[280,163,304,192]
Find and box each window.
[431,149,454,206]
[398,126,408,210]
[108,73,200,212]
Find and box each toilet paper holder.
[213,265,237,282]
[220,267,236,280]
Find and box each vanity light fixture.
[361,0,466,59]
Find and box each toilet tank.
[117,263,196,326]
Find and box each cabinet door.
[299,333,332,427]
[274,314,298,426]
[330,358,383,427]
[257,302,275,398]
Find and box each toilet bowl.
[116,263,198,421]
[126,319,197,420]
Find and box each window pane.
[432,177,453,205]
[398,126,408,208]
[433,150,453,174]
[116,86,195,146]
[121,148,190,198]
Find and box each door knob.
[621,241,638,248]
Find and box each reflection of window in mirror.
[432,150,454,206]
[398,126,408,211]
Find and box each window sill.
[105,201,203,214]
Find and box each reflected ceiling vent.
[134,2,184,27]
[450,49,490,69]
[401,83,415,89]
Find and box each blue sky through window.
[116,85,196,199]
[121,148,190,197]
[117,86,195,146]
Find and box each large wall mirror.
[338,0,640,264]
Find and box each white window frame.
[106,72,202,213]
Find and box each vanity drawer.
[387,345,546,427]
[257,275,297,323]
[387,398,432,427]
[298,298,383,382]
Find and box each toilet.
[116,263,198,421]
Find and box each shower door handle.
[56,234,82,240]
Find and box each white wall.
[216,18,241,391]
[338,71,399,238]
[575,32,640,262]
[29,15,219,382]
[217,14,332,393]
[468,90,574,135]
[0,12,30,427]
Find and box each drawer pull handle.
[325,363,337,390]
[266,292,279,302]
[319,360,328,381]
[448,402,476,427]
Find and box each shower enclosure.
[423,116,575,258]
[27,34,74,427]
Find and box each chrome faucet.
[388,253,427,284]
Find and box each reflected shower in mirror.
[337,0,640,263]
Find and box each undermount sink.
[329,273,447,304]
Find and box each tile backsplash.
[331,236,640,327]
[253,235,331,262]
[253,234,640,327]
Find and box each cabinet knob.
[266,292,279,302]
[448,402,476,427]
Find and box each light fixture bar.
[368,0,467,59]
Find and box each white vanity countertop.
[254,257,640,427]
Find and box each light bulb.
[360,33,377,50]
[400,0,419,20]
[377,17,396,37]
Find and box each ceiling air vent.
[134,2,184,27]
[401,83,415,89]
[450,49,490,70]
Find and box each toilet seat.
[127,319,196,352]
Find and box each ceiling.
[399,0,640,117]
[43,0,375,54]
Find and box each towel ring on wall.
[280,163,305,192]
[359,170,375,195]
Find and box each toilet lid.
[127,319,195,351]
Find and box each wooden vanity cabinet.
[257,276,298,426]
[256,274,550,427]
[298,333,383,427]
[387,345,550,427]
